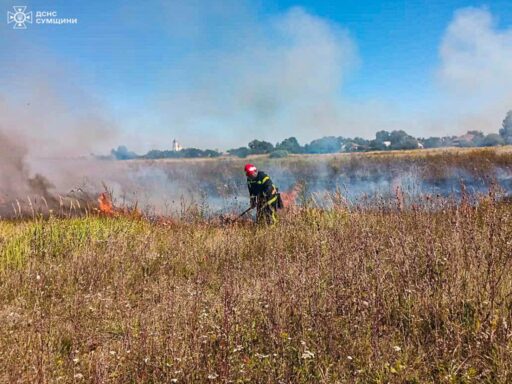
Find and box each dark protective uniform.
[247,171,280,225]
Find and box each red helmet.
[244,163,257,177]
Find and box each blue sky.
[1,0,512,153]
[277,0,511,95]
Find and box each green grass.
[0,199,512,383]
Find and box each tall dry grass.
[0,195,511,383]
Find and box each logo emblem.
[7,6,32,29]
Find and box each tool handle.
[238,206,253,218]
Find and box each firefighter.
[244,163,281,225]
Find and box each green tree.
[304,136,341,154]
[269,149,289,158]
[228,147,250,158]
[499,110,512,144]
[423,137,442,148]
[111,145,138,160]
[276,137,303,153]
[387,130,418,150]
[482,133,505,147]
[375,130,391,143]
[248,140,274,154]
[466,130,485,147]
[202,149,221,157]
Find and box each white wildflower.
[73,373,84,379]
[301,350,315,359]
[347,355,353,360]
[207,373,219,380]
[393,345,401,352]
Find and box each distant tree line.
[227,110,512,158]
[111,110,512,160]
[110,146,222,160]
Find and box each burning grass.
[2,146,512,219]
[0,195,511,383]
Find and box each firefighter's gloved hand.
[250,197,256,209]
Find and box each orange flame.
[280,184,301,207]
[98,192,114,215]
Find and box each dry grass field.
[1,195,512,383]
[1,147,512,383]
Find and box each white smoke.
[0,46,119,207]
[153,5,397,149]
[433,7,512,134]
[2,2,512,214]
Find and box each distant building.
[172,139,183,152]
[452,132,478,147]
[383,141,391,148]
[341,142,361,152]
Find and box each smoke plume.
[433,7,512,135]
